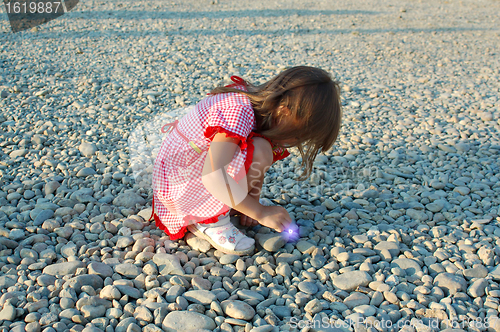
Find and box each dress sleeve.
[204,102,255,151]
[272,146,291,163]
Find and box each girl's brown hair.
[210,66,342,181]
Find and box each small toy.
[283,223,299,242]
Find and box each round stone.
[162,311,216,331]
[220,300,255,320]
[298,281,318,295]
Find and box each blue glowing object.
[283,223,299,242]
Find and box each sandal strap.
[199,211,231,228]
[198,223,247,252]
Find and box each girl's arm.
[202,132,292,232]
[201,133,264,221]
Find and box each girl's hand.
[257,205,292,232]
[230,210,259,227]
[239,214,259,227]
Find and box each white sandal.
[187,211,255,255]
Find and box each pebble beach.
[1,0,500,331]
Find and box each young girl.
[150,66,342,255]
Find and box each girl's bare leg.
[233,137,273,227]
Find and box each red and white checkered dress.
[151,77,290,240]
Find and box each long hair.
[210,66,342,180]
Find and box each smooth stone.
[392,202,410,209]
[406,208,428,221]
[61,242,77,257]
[124,218,145,231]
[343,292,370,309]
[331,271,372,291]
[352,235,368,243]
[37,274,56,287]
[162,311,216,332]
[298,281,319,295]
[24,190,36,199]
[249,326,274,332]
[324,198,337,210]
[25,299,49,313]
[211,266,230,277]
[343,202,363,209]
[81,304,106,320]
[361,189,379,199]
[88,262,114,278]
[76,296,112,311]
[44,181,60,195]
[426,200,445,212]
[63,275,103,293]
[153,253,184,275]
[113,192,146,208]
[6,192,21,201]
[138,208,153,221]
[59,308,80,320]
[116,317,138,332]
[463,266,488,279]
[468,278,488,298]
[0,238,18,249]
[272,306,291,319]
[100,285,121,300]
[9,229,25,241]
[114,263,142,278]
[0,304,16,321]
[434,273,467,295]
[183,290,217,305]
[353,304,377,316]
[304,298,322,315]
[31,134,46,144]
[454,187,470,195]
[113,172,126,180]
[134,306,153,323]
[480,112,494,121]
[373,241,400,257]
[191,276,212,291]
[39,312,58,326]
[310,254,326,268]
[291,198,311,205]
[455,142,470,152]
[82,326,104,332]
[185,233,212,253]
[9,149,28,158]
[71,188,95,203]
[488,265,500,279]
[255,233,286,252]
[431,226,448,238]
[236,290,265,303]
[275,262,292,278]
[43,261,85,276]
[76,167,96,177]
[116,236,134,248]
[296,240,316,254]
[79,142,97,157]
[221,300,255,320]
[275,253,300,264]
[33,210,54,226]
[35,202,60,211]
[220,254,239,265]
[54,207,76,217]
[390,258,422,275]
[115,284,142,299]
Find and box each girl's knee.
[252,137,273,167]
